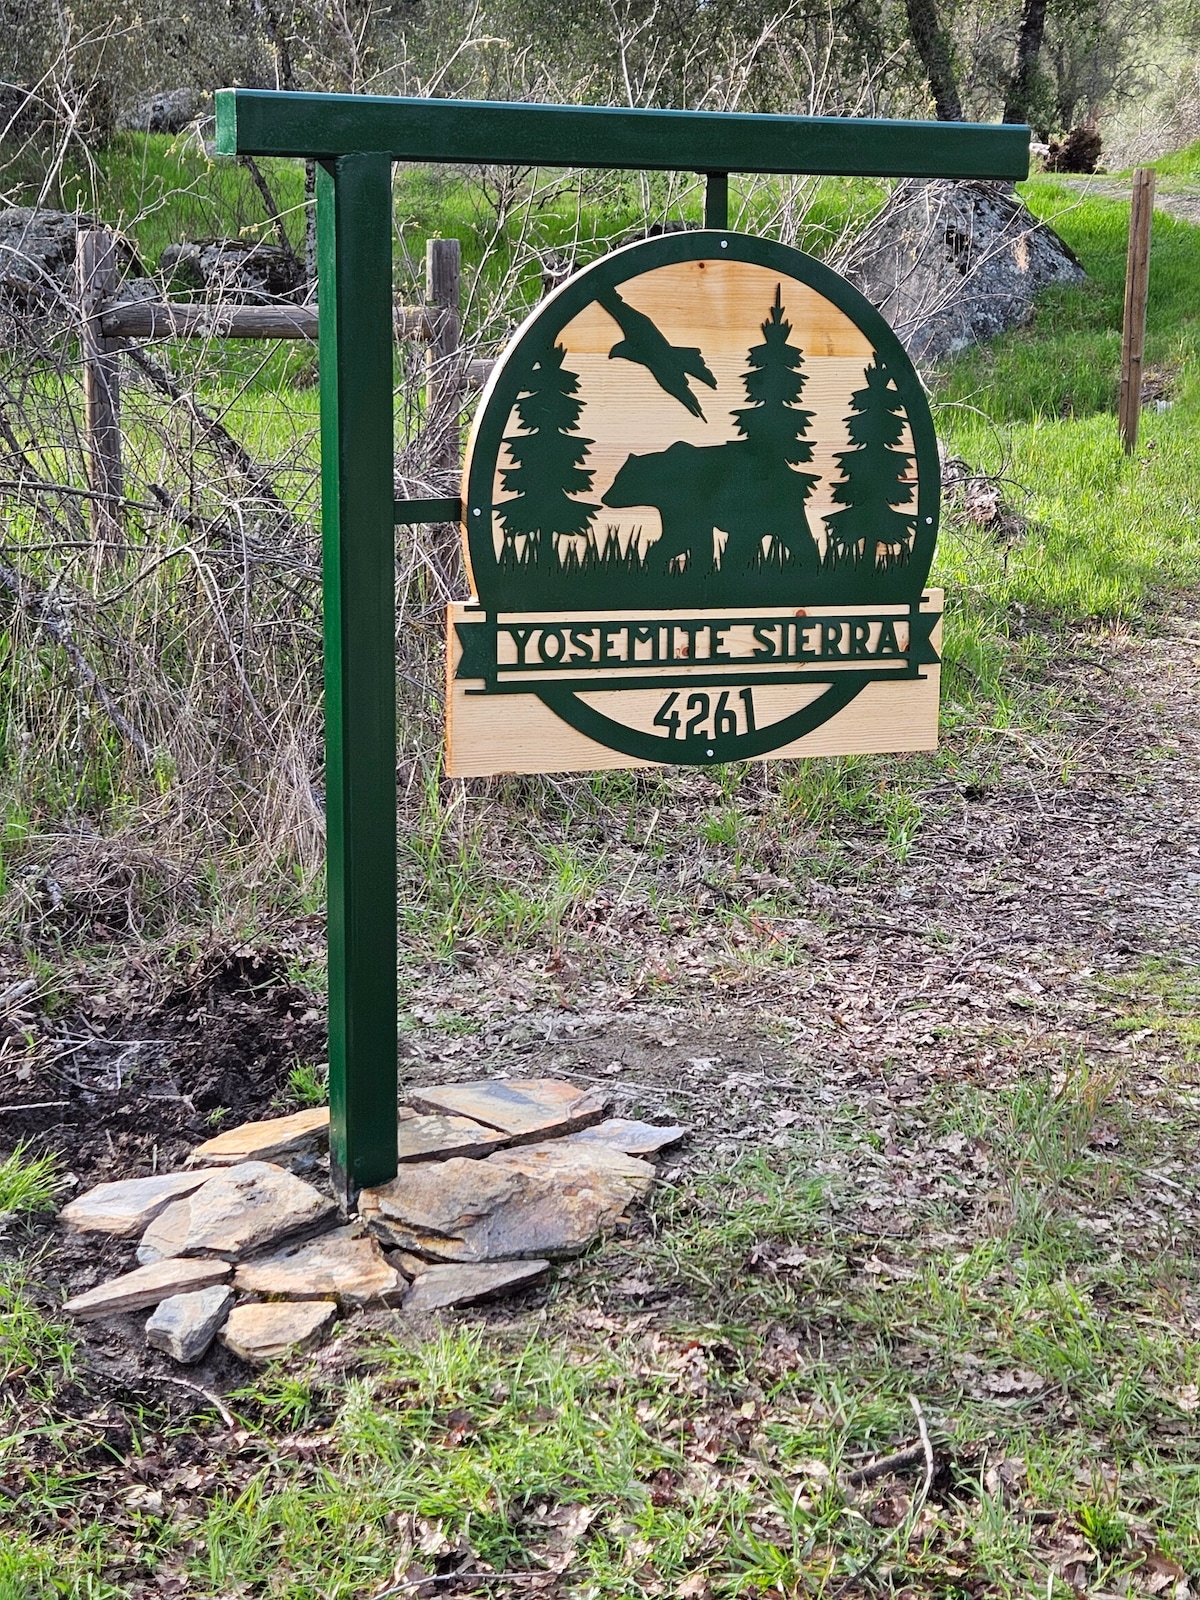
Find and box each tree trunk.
[902,0,964,122]
[305,160,317,291]
[1003,0,1050,125]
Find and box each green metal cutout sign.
[450,230,942,774]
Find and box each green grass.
[0,1145,57,1215]
[1095,958,1200,1061]
[7,1063,1200,1597]
[939,177,1200,426]
[926,175,1200,746]
[0,1259,76,1399]
[54,135,886,318]
[286,1059,329,1107]
[57,133,310,275]
[1139,138,1200,179]
[935,176,1200,608]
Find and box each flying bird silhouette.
[595,285,717,419]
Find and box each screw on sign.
[449,231,941,775]
[214,89,1030,1200]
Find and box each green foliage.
[1077,1499,1129,1557]
[0,1260,76,1401]
[4,136,1200,1600]
[0,1539,122,1600]
[939,178,1200,428]
[775,755,925,862]
[286,1060,328,1107]
[11,1058,1200,1598]
[59,134,308,274]
[1096,959,1200,1059]
[0,1145,57,1216]
[1133,139,1200,179]
[933,177,1200,683]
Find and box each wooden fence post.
[425,237,462,473]
[78,228,124,548]
[1118,166,1155,455]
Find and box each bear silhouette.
[602,439,820,575]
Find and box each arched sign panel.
[447,230,942,775]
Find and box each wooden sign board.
[448,231,941,776]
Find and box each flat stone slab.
[396,1109,509,1163]
[404,1259,550,1312]
[567,1118,686,1156]
[188,1107,330,1167]
[384,1248,429,1281]
[60,1169,223,1238]
[221,1300,336,1364]
[64,1257,232,1319]
[234,1225,405,1305]
[407,1078,608,1143]
[146,1285,233,1363]
[361,1140,653,1263]
[137,1161,336,1265]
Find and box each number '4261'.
[653,689,756,742]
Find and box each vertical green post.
[317,152,399,1206]
[704,171,729,228]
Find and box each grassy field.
[1,143,1199,1599]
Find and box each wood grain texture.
[99,301,431,341]
[482,259,915,577]
[445,592,942,776]
[425,238,463,471]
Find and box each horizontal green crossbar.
[215,90,1029,180]
[394,497,462,523]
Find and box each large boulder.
[842,179,1085,365]
[118,89,205,135]
[0,209,141,324]
[0,208,92,317]
[158,238,305,302]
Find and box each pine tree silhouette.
[824,359,916,569]
[497,343,598,566]
[728,285,820,568]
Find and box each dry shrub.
[1044,124,1104,174]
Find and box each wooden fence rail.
[99,302,430,340]
[78,228,490,539]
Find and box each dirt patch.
[0,943,333,1392]
[0,943,324,1187]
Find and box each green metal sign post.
[213,89,1028,1207]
